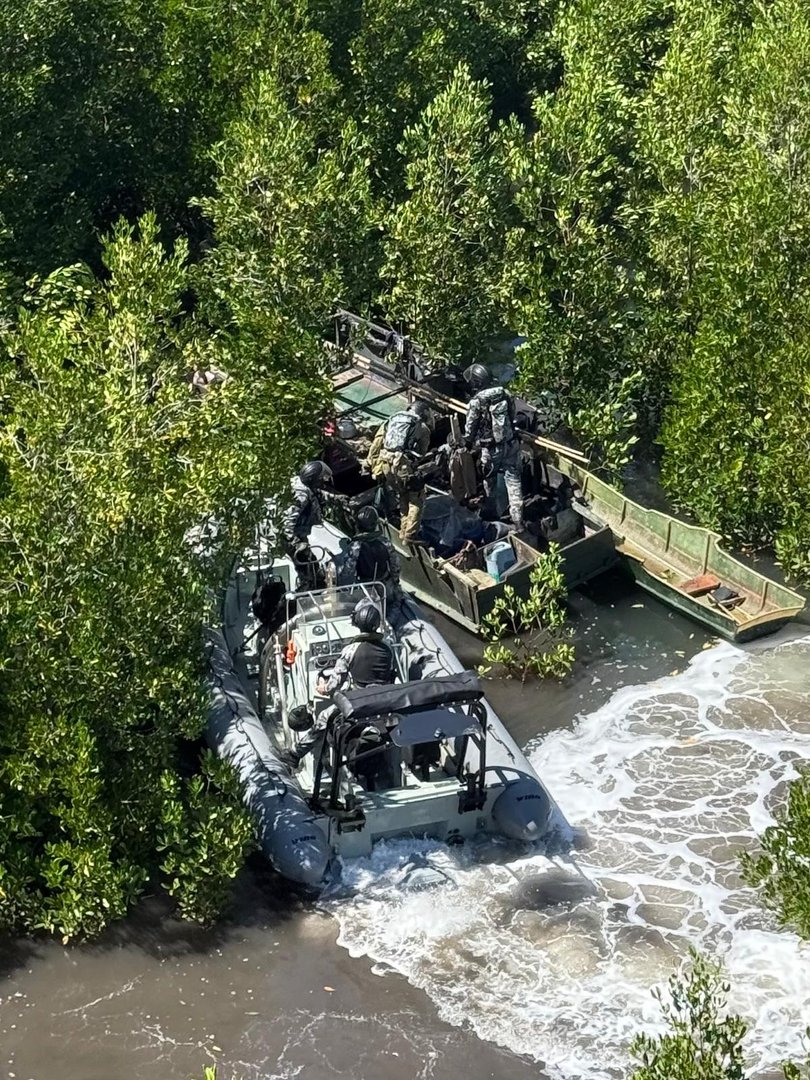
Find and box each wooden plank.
[337,352,591,465]
[332,368,365,390]
[681,573,721,596]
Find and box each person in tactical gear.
[280,599,396,769]
[463,364,526,531]
[281,461,333,555]
[339,506,404,609]
[368,400,431,543]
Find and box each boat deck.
[328,345,805,641]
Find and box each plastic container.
[485,541,517,583]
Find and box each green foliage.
[345,0,486,176]
[339,0,547,182]
[2,0,810,942]
[198,59,377,332]
[740,768,810,940]
[570,371,642,481]
[0,215,322,937]
[783,1040,810,1080]
[478,543,574,681]
[650,0,810,578]
[159,752,254,925]
[380,64,513,362]
[630,950,748,1080]
[0,0,346,276]
[505,0,671,449]
[631,950,810,1080]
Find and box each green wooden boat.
[328,366,616,636]
[327,316,805,642]
[539,449,806,643]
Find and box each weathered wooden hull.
[624,559,797,643]
[547,454,806,643]
[328,330,805,641]
[384,521,616,635]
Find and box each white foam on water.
[326,634,810,1079]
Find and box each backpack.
[488,389,514,444]
[383,411,420,453]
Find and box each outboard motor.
[491,777,553,843]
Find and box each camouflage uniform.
[338,531,402,605]
[464,386,525,530]
[370,412,431,543]
[281,475,323,552]
[290,635,396,763]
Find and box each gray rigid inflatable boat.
[207,521,571,888]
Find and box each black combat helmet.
[351,598,382,633]
[299,460,333,488]
[463,363,491,390]
[355,505,380,533]
[408,399,431,421]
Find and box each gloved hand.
[278,748,301,771]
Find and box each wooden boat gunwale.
[328,341,805,642]
[548,453,806,633]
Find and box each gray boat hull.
[206,629,332,886]
[206,521,571,888]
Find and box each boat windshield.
[293,581,386,627]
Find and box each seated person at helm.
[280,599,396,769]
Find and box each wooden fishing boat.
[326,312,805,642]
[539,449,806,643]
[328,366,616,635]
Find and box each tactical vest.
[349,635,396,687]
[475,387,515,445]
[383,411,420,453]
[355,537,392,583]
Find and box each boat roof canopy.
[333,670,483,722]
[389,709,482,747]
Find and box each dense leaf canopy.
[1,0,808,936]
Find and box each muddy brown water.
[7,569,800,1080]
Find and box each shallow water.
[2,576,809,1079]
[329,630,810,1079]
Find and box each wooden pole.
[333,350,591,467]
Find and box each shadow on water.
[0,935,39,982]
[506,866,599,912]
[0,854,308,986]
[90,855,309,963]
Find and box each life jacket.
[355,536,392,583]
[349,634,396,687]
[383,410,421,453]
